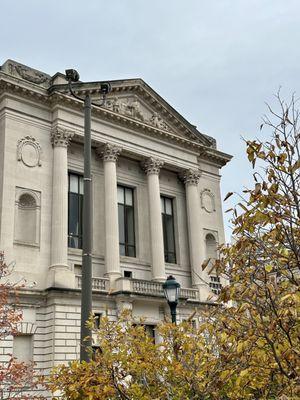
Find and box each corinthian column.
[142,157,166,281]
[98,143,122,285]
[180,169,204,290]
[48,127,75,288]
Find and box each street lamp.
[163,275,180,324]
[65,68,111,362]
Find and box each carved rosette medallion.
[141,157,164,175]
[179,169,201,186]
[51,127,74,148]
[17,136,42,167]
[201,189,216,213]
[98,143,122,162]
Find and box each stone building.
[0,60,231,373]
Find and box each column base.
[47,265,75,289]
[152,276,166,283]
[193,283,212,302]
[105,271,122,289]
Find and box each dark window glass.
[209,276,222,295]
[68,173,83,249]
[93,313,102,329]
[161,196,176,263]
[118,186,136,257]
[124,270,132,278]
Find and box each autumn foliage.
[0,252,42,399]
[48,94,299,399]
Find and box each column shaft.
[51,146,68,266]
[181,169,203,287]
[99,143,122,284]
[50,128,73,267]
[48,127,74,289]
[104,161,120,278]
[186,183,203,286]
[142,157,165,281]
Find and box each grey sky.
[1,0,300,240]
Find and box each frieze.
[17,136,42,168]
[201,189,216,213]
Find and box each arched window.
[14,189,40,246]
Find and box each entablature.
[0,64,232,168]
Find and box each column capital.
[97,143,122,162]
[141,157,164,175]
[51,126,74,148]
[179,169,201,186]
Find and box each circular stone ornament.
[17,136,42,168]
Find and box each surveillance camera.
[100,82,111,95]
[65,69,80,82]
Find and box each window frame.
[68,172,84,249]
[117,185,136,258]
[161,195,177,264]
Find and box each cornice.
[0,75,232,167]
[0,76,48,103]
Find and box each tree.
[0,252,43,399]
[211,92,300,398]
[47,93,299,399]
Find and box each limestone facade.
[0,59,231,374]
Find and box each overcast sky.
[1,0,300,240]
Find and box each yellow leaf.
[265,264,273,273]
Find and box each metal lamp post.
[163,275,180,324]
[65,69,111,362]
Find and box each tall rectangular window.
[118,186,136,257]
[68,173,83,249]
[161,196,176,264]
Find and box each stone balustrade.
[131,279,163,296]
[131,279,199,300]
[75,275,199,301]
[76,275,109,292]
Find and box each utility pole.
[65,69,111,361]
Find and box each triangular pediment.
[50,77,214,147]
[102,79,214,147]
